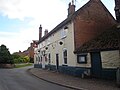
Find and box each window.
[41,56,42,62]
[61,26,68,38]
[63,49,67,64]
[77,54,87,64]
[48,53,51,64]
[39,44,42,48]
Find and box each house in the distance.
[14,40,38,63]
[28,40,38,63]
[34,0,119,79]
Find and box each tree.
[23,56,30,63]
[0,44,13,64]
[12,53,30,63]
[12,54,21,63]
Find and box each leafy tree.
[0,44,14,64]
[23,56,30,63]
[12,54,20,60]
[12,54,20,63]
[18,57,24,63]
[12,54,30,63]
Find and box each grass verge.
[15,63,33,68]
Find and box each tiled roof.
[74,26,120,53]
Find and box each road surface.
[0,66,73,90]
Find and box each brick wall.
[73,0,116,50]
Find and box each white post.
[42,56,45,69]
[42,50,45,69]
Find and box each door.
[56,54,59,70]
[91,52,102,78]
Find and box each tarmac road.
[0,66,73,90]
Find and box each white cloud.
[0,0,67,53]
[0,0,67,29]
[0,0,115,53]
[0,27,38,53]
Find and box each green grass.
[15,63,33,68]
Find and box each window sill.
[61,36,67,39]
[62,64,68,66]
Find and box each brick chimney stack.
[39,24,42,41]
[44,29,48,36]
[68,0,75,17]
[115,0,120,23]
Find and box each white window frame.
[62,48,67,65]
[77,54,87,64]
[60,26,68,39]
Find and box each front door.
[91,52,102,78]
[56,54,59,70]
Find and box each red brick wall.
[28,43,34,59]
[73,0,116,50]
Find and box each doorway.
[56,54,59,70]
[91,52,102,78]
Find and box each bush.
[0,44,14,64]
[12,54,30,63]
[23,56,30,63]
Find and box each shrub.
[12,53,30,63]
[23,56,30,63]
[0,44,14,64]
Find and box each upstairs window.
[61,26,68,38]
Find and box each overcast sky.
[0,0,115,53]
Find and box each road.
[0,66,73,90]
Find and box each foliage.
[12,54,30,63]
[0,44,14,64]
[23,56,30,63]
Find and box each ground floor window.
[77,54,87,64]
[63,49,67,64]
[48,53,51,64]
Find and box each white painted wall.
[101,50,120,68]
[45,22,76,66]
[35,22,78,67]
